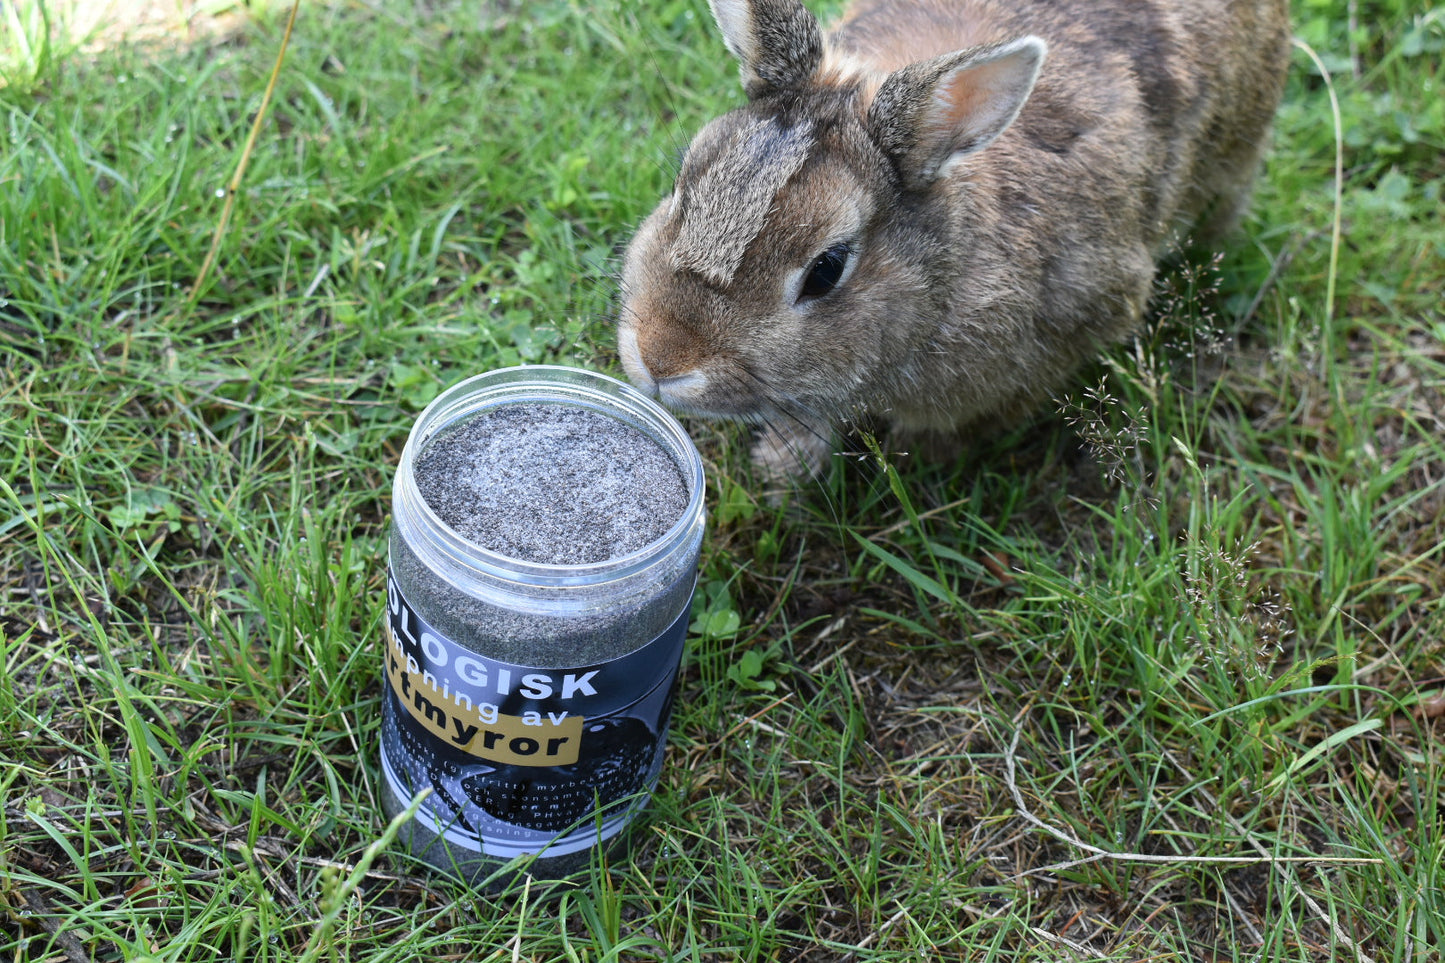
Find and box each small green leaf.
[716,480,756,525]
[701,608,741,639]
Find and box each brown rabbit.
[618,0,1291,476]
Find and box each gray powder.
[414,404,688,565]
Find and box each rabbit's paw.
[751,420,833,480]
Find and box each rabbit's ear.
[709,0,824,97]
[869,37,1046,190]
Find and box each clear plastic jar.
[380,366,705,887]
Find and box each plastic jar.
[380,366,705,887]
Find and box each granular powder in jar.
[386,390,700,887]
[413,403,688,565]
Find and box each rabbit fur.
[618,0,1292,477]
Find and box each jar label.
[380,568,691,859]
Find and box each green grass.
[3,0,1443,959]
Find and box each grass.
[2,0,1442,959]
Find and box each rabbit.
[618,0,1291,477]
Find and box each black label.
[380,568,690,859]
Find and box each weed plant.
[2,0,1443,960]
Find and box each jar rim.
[394,365,706,589]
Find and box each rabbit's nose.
[620,321,714,411]
[617,326,658,397]
[631,321,708,385]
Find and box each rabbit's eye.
[800,243,851,300]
